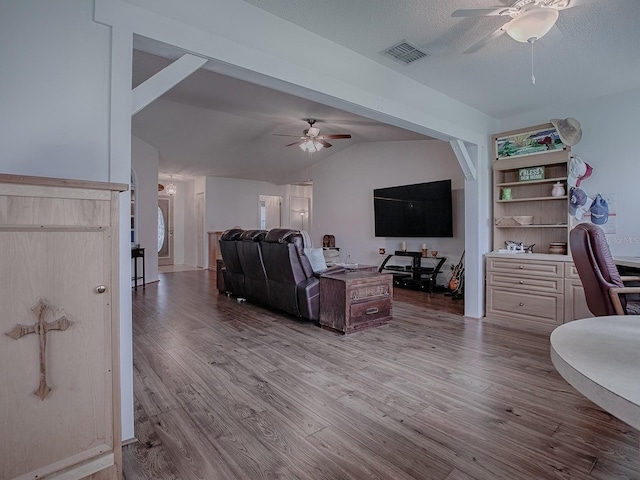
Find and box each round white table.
[550,315,640,430]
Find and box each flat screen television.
[373,180,453,237]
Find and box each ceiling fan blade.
[463,26,506,54]
[452,7,513,17]
[539,24,564,47]
[321,134,351,139]
[317,139,332,148]
[561,0,595,9]
[285,140,304,147]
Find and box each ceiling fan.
[273,119,351,153]
[453,0,577,54]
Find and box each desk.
[131,246,145,289]
[615,256,640,270]
[550,316,640,431]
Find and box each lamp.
[504,6,559,43]
[299,139,324,153]
[166,175,177,196]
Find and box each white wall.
[132,136,160,284]
[184,178,204,267]
[202,178,313,266]
[172,188,185,265]
[313,139,465,284]
[0,1,135,441]
[0,1,112,180]
[498,87,640,257]
[205,177,288,231]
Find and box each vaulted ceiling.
[131,0,640,183]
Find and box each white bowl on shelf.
[513,215,534,225]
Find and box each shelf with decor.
[495,224,569,229]
[497,196,568,203]
[496,176,567,187]
[486,122,589,331]
[492,123,571,254]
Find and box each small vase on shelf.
[551,182,565,197]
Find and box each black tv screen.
[373,180,453,237]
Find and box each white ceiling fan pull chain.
[529,37,536,85]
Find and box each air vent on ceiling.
[381,41,429,65]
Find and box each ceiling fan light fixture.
[504,7,559,43]
[307,126,320,137]
[299,139,323,153]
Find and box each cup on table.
[431,250,438,258]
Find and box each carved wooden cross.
[5,300,73,400]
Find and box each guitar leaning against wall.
[448,251,465,298]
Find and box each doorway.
[158,196,174,265]
[259,195,282,230]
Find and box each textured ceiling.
[241,0,640,119]
[132,0,640,182]
[132,51,428,183]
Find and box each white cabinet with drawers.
[485,253,590,331]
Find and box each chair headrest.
[220,228,244,241]
[240,230,267,242]
[264,228,299,243]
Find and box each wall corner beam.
[131,53,207,116]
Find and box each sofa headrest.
[220,228,244,241]
[264,228,300,244]
[240,229,267,242]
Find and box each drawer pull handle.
[519,265,524,269]
[519,302,524,306]
[365,307,379,315]
[519,280,524,284]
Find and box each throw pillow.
[305,247,327,273]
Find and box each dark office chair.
[569,223,640,316]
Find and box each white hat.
[567,155,593,188]
[551,117,582,146]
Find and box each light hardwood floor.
[126,270,638,479]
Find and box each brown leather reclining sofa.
[218,228,342,321]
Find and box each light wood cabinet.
[486,124,591,331]
[563,262,593,322]
[0,174,126,479]
[486,255,564,329]
[492,123,571,254]
[485,253,590,330]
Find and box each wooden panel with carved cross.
[0,175,126,480]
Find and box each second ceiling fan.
[274,119,351,153]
